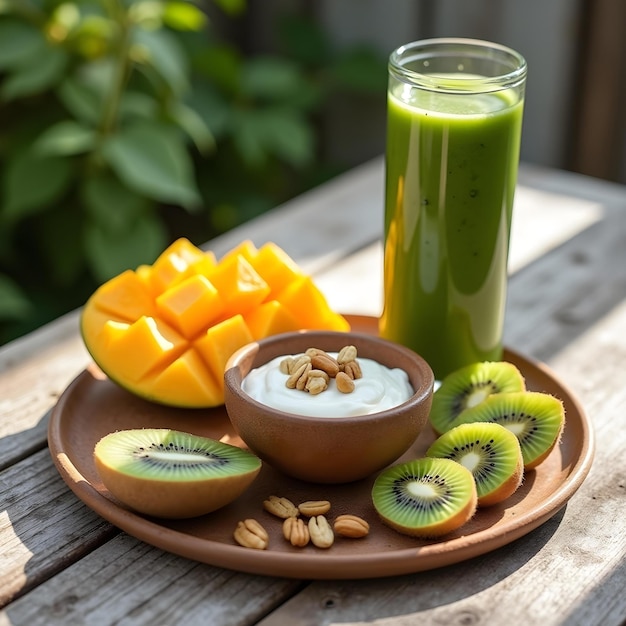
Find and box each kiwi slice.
[94,428,262,519]
[371,457,477,538]
[452,391,565,469]
[426,422,524,506]
[429,361,526,435]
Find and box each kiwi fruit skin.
[371,457,478,538]
[451,391,565,469]
[94,429,262,519]
[429,361,526,435]
[426,422,524,506]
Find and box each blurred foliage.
[0,0,387,345]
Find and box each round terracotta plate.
[48,315,594,580]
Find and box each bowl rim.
[223,330,434,425]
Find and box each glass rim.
[389,37,527,93]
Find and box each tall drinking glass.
[380,38,527,380]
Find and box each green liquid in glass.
[380,78,524,379]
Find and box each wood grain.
[1,159,625,625]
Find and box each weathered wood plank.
[1,160,625,626]
[0,449,116,607]
[0,313,89,471]
[204,158,385,273]
[1,533,302,626]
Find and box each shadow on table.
[274,506,566,624]
[0,409,115,609]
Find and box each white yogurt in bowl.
[242,353,414,417]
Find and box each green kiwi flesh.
[452,392,565,469]
[371,457,477,538]
[94,428,262,518]
[429,361,526,435]
[426,422,524,506]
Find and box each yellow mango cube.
[156,274,225,338]
[208,254,270,316]
[244,300,301,339]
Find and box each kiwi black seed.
[426,422,524,506]
[429,361,526,435]
[451,391,565,469]
[94,428,262,518]
[371,457,478,538]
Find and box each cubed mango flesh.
[80,238,349,407]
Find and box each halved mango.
[80,238,350,408]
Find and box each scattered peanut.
[305,347,325,357]
[337,345,358,365]
[308,515,334,549]
[333,514,370,538]
[305,375,328,395]
[279,356,295,374]
[298,500,331,517]
[283,517,310,547]
[286,362,311,390]
[263,495,299,519]
[233,519,269,550]
[342,360,363,380]
[310,352,340,378]
[335,371,355,394]
[235,497,371,551]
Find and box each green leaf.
[81,172,148,232]
[169,100,214,154]
[193,44,241,95]
[132,27,189,94]
[0,274,31,321]
[118,90,159,121]
[2,149,74,221]
[84,211,168,281]
[0,19,46,71]
[34,121,96,156]
[1,45,69,101]
[57,77,103,125]
[231,108,314,168]
[212,0,246,16]
[184,82,231,139]
[231,109,267,167]
[260,109,314,167]
[240,57,306,101]
[100,121,201,210]
[162,1,208,30]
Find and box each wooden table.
[1,158,625,625]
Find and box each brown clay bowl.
[223,330,434,484]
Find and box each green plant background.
[0,0,386,346]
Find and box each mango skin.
[80,238,350,408]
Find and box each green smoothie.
[380,79,524,379]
